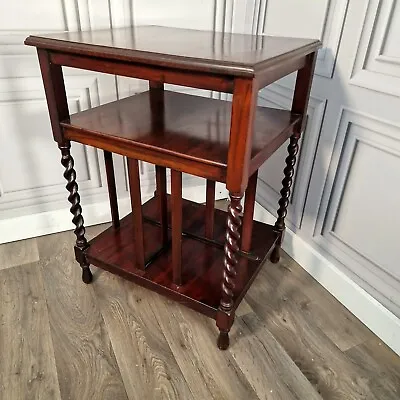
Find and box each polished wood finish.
[50,52,234,93]
[205,180,216,239]
[171,170,183,286]
[61,90,301,182]
[37,49,69,143]
[226,78,258,194]
[85,196,276,318]
[103,150,120,228]
[256,55,306,90]
[25,26,320,78]
[127,158,145,271]
[292,52,318,134]
[155,166,168,245]
[148,80,165,128]
[28,26,320,349]
[271,52,318,263]
[216,193,243,349]
[216,76,259,348]
[241,170,258,252]
[58,142,92,284]
[151,82,169,248]
[270,136,299,264]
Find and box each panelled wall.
[1,1,399,346]
[256,0,400,322]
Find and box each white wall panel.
[311,108,400,317]
[263,0,349,78]
[133,0,216,29]
[350,0,400,96]
[332,141,400,279]
[0,1,66,30]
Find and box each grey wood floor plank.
[92,271,194,400]
[148,292,259,400]
[229,309,322,400]
[246,261,385,400]
[2,223,399,400]
[0,238,39,271]
[37,231,128,400]
[0,263,61,400]
[268,252,373,351]
[345,338,400,399]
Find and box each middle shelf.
[61,90,300,182]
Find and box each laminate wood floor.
[0,220,399,400]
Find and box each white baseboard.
[253,202,400,356]
[0,197,132,245]
[0,183,228,244]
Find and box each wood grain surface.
[0,263,61,400]
[1,226,399,399]
[0,238,39,270]
[93,272,194,400]
[25,26,320,78]
[245,258,391,400]
[148,292,258,400]
[37,231,128,400]
[230,310,322,400]
[61,90,301,182]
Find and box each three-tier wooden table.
[25,26,320,349]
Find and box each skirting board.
[253,202,400,356]
[0,182,228,245]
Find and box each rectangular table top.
[25,25,321,77]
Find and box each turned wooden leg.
[59,142,92,284]
[241,171,258,252]
[216,193,243,349]
[270,134,300,263]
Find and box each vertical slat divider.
[171,169,183,286]
[149,81,169,246]
[205,180,216,239]
[127,158,145,271]
[241,170,258,252]
[104,150,120,228]
[156,165,168,245]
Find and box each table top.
[25,25,320,77]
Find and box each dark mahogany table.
[25,26,320,350]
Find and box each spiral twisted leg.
[217,193,243,349]
[59,142,92,284]
[270,134,300,263]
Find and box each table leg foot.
[82,265,93,284]
[270,245,280,264]
[217,330,230,350]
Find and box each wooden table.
[25,26,320,350]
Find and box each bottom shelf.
[86,196,277,319]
